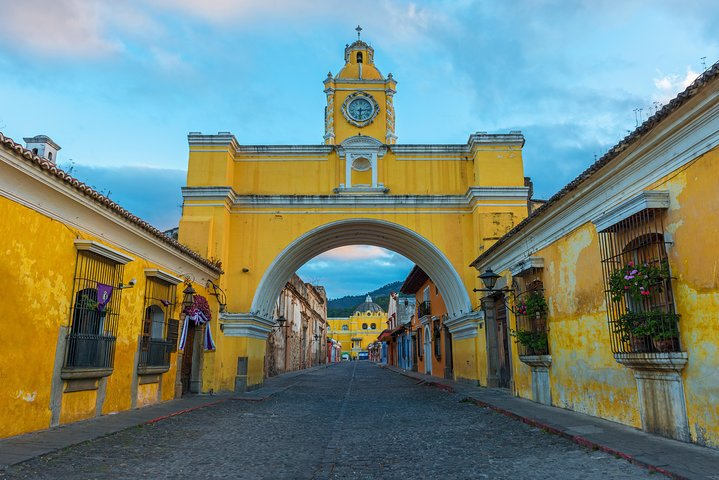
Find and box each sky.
[1,0,717,298]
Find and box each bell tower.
[323,26,397,145]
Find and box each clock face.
[348,98,373,121]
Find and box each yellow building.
[179,31,530,392]
[470,62,719,448]
[327,296,387,359]
[0,133,221,439]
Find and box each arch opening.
[251,219,472,321]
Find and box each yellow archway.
[251,218,473,319]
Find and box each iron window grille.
[64,251,124,370]
[514,281,549,357]
[598,208,680,356]
[138,277,178,369]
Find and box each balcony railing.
[418,301,431,318]
[138,338,173,368]
[65,333,117,369]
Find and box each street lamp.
[272,315,289,331]
[474,268,507,292]
[473,268,524,315]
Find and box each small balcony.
[418,301,431,318]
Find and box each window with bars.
[64,251,124,370]
[514,280,549,357]
[598,208,680,355]
[138,276,178,370]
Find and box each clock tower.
[323,27,397,145]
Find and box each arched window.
[342,325,349,331]
[599,207,679,354]
[357,52,363,63]
[32,148,38,155]
[139,275,179,370]
[145,305,165,339]
[65,250,124,371]
[48,152,53,161]
[362,323,368,330]
[370,323,376,330]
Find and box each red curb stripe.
[463,397,687,480]
[144,398,230,425]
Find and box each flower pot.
[629,335,651,353]
[653,337,679,352]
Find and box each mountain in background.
[327,280,404,318]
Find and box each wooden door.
[180,323,195,394]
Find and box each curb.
[383,365,683,480]
[144,398,231,425]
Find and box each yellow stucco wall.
[658,147,719,447]
[496,145,719,447]
[1,196,72,436]
[0,195,215,438]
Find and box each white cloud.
[653,68,700,105]
[0,0,121,57]
[312,246,393,262]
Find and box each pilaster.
[615,352,690,441]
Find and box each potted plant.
[511,329,549,356]
[613,310,680,353]
[608,260,669,303]
[516,291,548,318]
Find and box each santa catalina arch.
[179,34,529,391]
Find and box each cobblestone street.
[1,362,656,479]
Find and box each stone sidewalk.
[0,363,333,470]
[381,364,719,480]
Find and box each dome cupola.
[354,295,384,315]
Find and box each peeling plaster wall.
[265,274,327,377]
[657,148,719,448]
[0,194,216,439]
[497,145,719,447]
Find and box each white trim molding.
[181,186,528,210]
[144,268,183,285]
[219,312,275,339]
[74,239,133,265]
[510,257,545,277]
[592,190,670,232]
[444,311,484,340]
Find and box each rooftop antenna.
[653,101,661,115]
[701,56,707,71]
[355,25,362,41]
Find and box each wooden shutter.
[167,318,180,352]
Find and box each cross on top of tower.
[355,25,362,40]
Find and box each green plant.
[613,310,679,342]
[516,291,548,318]
[510,329,548,354]
[608,260,669,303]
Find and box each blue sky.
[1,1,717,298]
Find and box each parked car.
[358,352,369,360]
[341,353,350,361]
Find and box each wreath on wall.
[179,295,215,351]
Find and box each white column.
[346,155,352,189]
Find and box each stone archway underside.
[251,218,473,320]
